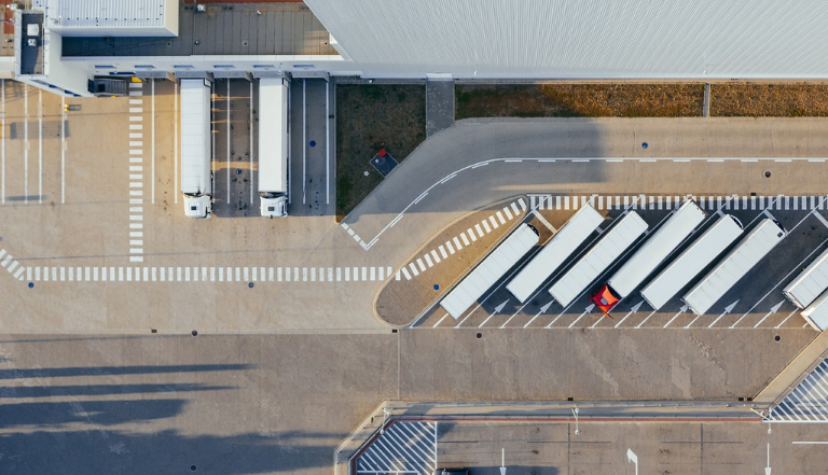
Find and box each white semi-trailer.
[440,223,540,320]
[180,78,213,219]
[640,214,743,310]
[506,203,604,303]
[592,200,705,313]
[783,247,828,309]
[258,77,289,218]
[802,288,828,331]
[682,218,787,316]
[548,211,648,308]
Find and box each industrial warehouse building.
[8,0,828,96]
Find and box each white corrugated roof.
[803,288,828,331]
[441,223,539,320]
[306,0,828,79]
[683,219,786,316]
[258,78,288,193]
[640,214,743,310]
[608,200,705,299]
[506,203,604,303]
[548,211,647,308]
[784,247,828,309]
[42,0,170,28]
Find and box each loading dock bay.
[417,194,828,332]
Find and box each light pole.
[500,448,506,475]
[768,406,773,435]
[572,407,580,435]
[627,449,638,475]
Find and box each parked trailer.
[802,288,828,331]
[682,218,787,316]
[441,223,540,319]
[258,77,290,218]
[783,247,828,309]
[180,78,213,219]
[593,200,705,312]
[640,214,743,310]
[506,203,604,303]
[548,211,648,308]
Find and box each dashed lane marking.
[15,265,391,284]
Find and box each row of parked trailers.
[441,198,801,327]
[179,77,289,219]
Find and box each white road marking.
[568,304,594,328]
[1,79,4,203]
[326,80,330,204]
[226,80,231,204]
[250,80,254,205]
[663,305,688,328]
[302,79,307,204]
[775,309,799,329]
[433,313,449,328]
[24,84,28,204]
[531,209,556,232]
[635,309,655,329]
[38,89,42,203]
[174,81,178,203]
[151,79,155,204]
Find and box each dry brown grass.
[712,84,828,117]
[456,84,705,119]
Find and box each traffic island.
[374,196,595,327]
[374,196,531,326]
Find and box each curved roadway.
[344,117,828,265]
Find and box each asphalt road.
[347,118,828,267]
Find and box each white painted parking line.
[24,84,28,204]
[775,309,799,329]
[663,306,688,328]
[226,80,231,204]
[38,89,42,203]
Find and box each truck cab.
[590,284,620,316]
[184,194,211,219]
[260,194,287,218]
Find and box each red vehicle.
[590,284,621,317]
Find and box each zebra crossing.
[771,355,828,422]
[0,248,25,280]
[19,265,393,284]
[530,194,828,212]
[396,198,527,281]
[128,81,145,263]
[356,421,437,475]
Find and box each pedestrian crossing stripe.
[396,198,527,281]
[771,355,828,422]
[529,194,828,212]
[356,421,437,475]
[19,265,393,283]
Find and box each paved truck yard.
[4,78,828,475]
[8,1,828,474]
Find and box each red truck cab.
[591,284,621,316]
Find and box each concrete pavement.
[346,118,828,267]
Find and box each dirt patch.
[335,84,426,220]
[711,84,828,117]
[456,84,705,119]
